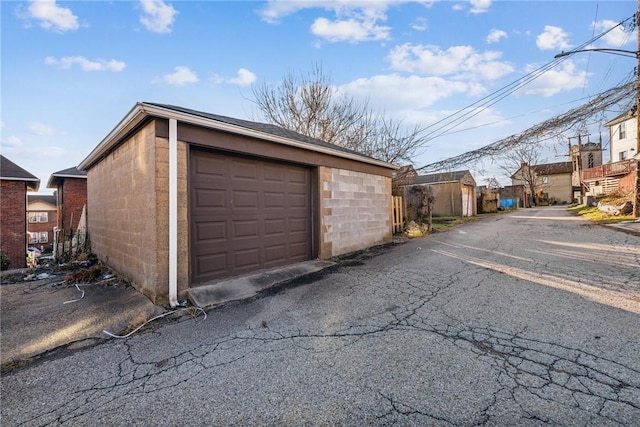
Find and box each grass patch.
[430,216,478,232]
[568,205,635,224]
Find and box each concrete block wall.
[0,181,27,269]
[87,121,164,303]
[320,167,392,258]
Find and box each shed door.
[462,186,473,217]
[190,149,312,284]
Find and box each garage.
[190,148,312,284]
[79,102,396,305]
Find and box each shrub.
[0,253,11,271]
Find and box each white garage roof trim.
[78,102,398,171]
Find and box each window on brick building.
[38,232,48,243]
[29,233,38,244]
[28,212,48,223]
[588,153,594,168]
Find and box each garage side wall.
[88,122,166,303]
[320,167,392,258]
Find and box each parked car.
[27,247,42,258]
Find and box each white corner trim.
[168,118,178,308]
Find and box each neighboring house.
[570,140,603,198]
[511,162,573,205]
[580,111,639,197]
[399,170,477,218]
[78,102,397,305]
[26,194,57,254]
[0,155,40,269]
[606,109,638,162]
[47,166,88,246]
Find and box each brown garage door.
[190,148,312,284]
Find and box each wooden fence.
[392,196,404,233]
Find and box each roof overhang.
[1,177,40,192]
[47,173,87,189]
[79,102,398,171]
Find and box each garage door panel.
[196,253,227,276]
[265,219,285,235]
[235,249,260,269]
[233,220,260,239]
[195,221,227,242]
[264,192,285,207]
[194,155,227,176]
[195,189,227,208]
[232,159,259,180]
[264,165,285,182]
[265,244,286,262]
[191,149,312,284]
[232,190,260,209]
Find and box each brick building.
[47,167,88,234]
[0,155,40,269]
[27,194,57,253]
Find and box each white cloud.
[516,61,587,97]
[388,43,514,80]
[45,56,126,72]
[26,0,79,32]
[340,74,482,111]
[311,17,391,43]
[486,29,507,44]
[28,122,55,136]
[536,25,571,51]
[228,68,257,87]
[2,135,24,148]
[212,68,258,87]
[162,66,198,85]
[412,17,428,32]
[258,1,434,43]
[139,0,177,34]
[469,0,492,14]
[594,19,636,47]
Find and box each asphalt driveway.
[2,206,639,426]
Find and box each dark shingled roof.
[1,155,40,190]
[144,102,371,159]
[47,166,87,188]
[533,162,573,175]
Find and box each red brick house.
[26,194,57,254]
[0,155,40,269]
[47,166,88,234]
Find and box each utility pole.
[635,0,640,216]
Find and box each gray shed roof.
[47,166,87,188]
[409,170,473,184]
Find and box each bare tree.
[251,64,424,164]
[498,142,544,206]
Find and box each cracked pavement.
[2,206,639,426]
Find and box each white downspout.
[168,118,178,307]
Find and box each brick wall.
[60,178,87,232]
[0,181,27,269]
[26,207,57,252]
[319,167,392,258]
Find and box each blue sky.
[1,0,637,192]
